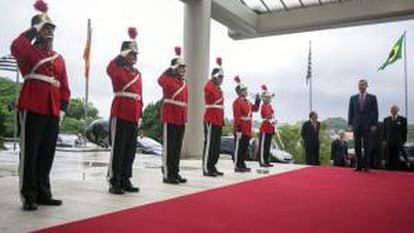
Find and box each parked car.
[85,119,110,148]
[220,136,293,163]
[56,134,79,148]
[85,120,162,155]
[137,136,162,155]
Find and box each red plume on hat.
[128,27,138,40]
[216,57,222,67]
[34,0,48,13]
[175,46,182,57]
[234,76,241,84]
[261,84,268,91]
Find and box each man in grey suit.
[348,79,378,171]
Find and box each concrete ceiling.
[185,0,414,40]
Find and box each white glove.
[59,110,65,126]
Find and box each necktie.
[359,94,365,111]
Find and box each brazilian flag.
[379,33,405,70]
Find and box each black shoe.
[214,170,224,176]
[37,198,62,206]
[235,167,250,173]
[123,180,140,193]
[265,163,274,167]
[177,174,187,183]
[362,167,369,172]
[22,202,38,211]
[109,186,125,195]
[354,167,362,172]
[163,177,180,184]
[235,167,244,172]
[203,171,217,177]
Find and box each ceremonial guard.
[158,47,188,184]
[232,76,260,172]
[202,57,225,177]
[107,27,142,194]
[11,0,71,210]
[257,85,276,167]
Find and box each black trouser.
[385,143,402,170]
[202,122,222,174]
[354,128,372,169]
[108,118,138,188]
[234,134,250,169]
[258,133,272,165]
[305,146,320,165]
[18,111,59,204]
[162,123,185,179]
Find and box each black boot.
[177,174,187,183]
[22,202,38,211]
[37,198,63,206]
[163,177,179,184]
[123,179,139,193]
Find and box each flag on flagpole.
[306,40,312,85]
[378,32,405,71]
[83,19,92,79]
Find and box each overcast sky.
[0,0,413,124]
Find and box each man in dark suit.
[383,105,409,170]
[331,130,348,167]
[301,111,320,165]
[348,79,378,171]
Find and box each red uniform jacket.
[11,29,70,117]
[259,103,275,134]
[203,80,224,127]
[107,56,143,124]
[233,97,259,138]
[158,69,188,125]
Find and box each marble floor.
[0,147,304,233]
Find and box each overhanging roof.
[209,0,414,39]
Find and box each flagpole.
[308,40,313,112]
[84,19,91,120]
[309,71,312,112]
[403,31,409,141]
[13,70,19,151]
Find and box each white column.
[182,0,211,158]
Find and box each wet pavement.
[0,144,304,233]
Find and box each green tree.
[139,100,163,142]
[324,117,348,133]
[318,122,332,165]
[0,77,20,138]
[277,123,304,164]
[66,98,98,120]
[60,98,100,134]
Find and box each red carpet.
[33,167,414,233]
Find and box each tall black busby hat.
[31,0,55,29]
[211,57,224,79]
[120,27,138,56]
[170,46,185,69]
